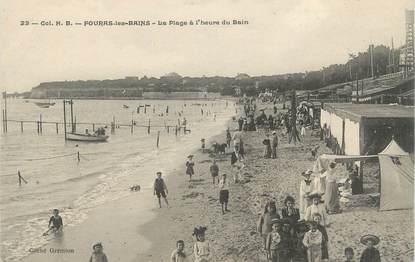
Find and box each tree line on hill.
[24,44,398,98]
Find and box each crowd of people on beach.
[41,98,383,262]
[172,97,383,261]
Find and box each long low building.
[142,91,221,100]
[320,103,414,155]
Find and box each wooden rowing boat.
[66,133,109,142]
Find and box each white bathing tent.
[378,139,414,211]
[313,139,414,211]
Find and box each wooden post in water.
[156,131,160,147]
[147,119,151,134]
[92,123,95,132]
[56,123,58,134]
[21,121,23,133]
[167,126,170,133]
[175,125,178,136]
[39,114,43,133]
[37,121,40,133]
[2,109,4,133]
[131,112,134,134]
[3,91,7,133]
[70,100,74,132]
[63,100,67,140]
[74,116,77,133]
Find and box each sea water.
[0,98,236,261]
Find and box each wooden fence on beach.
[2,117,189,136]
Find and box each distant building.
[320,103,414,155]
[399,10,414,72]
[142,91,221,100]
[351,73,413,104]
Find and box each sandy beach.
[136,103,413,262]
[19,102,413,262]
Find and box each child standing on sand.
[153,171,169,208]
[193,226,210,262]
[171,240,188,262]
[266,219,281,262]
[209,159,219,185]
[313,213,329,261]
[257,201,280,250]
[186,155,195,181]
[233,162,245,183]
[226,129,232,147]
[359,234,381,262]
[89,242,108,262]
[303,221,323,262]
[218,174,230,214]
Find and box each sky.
[0,0,413,92]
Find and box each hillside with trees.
[27,44,400,98]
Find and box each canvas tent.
[378,140,414,211]
[312,139,414,211]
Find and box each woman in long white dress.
[299,170,313,218]
[305,193,328,227]
[311,171,326,196]
[324,162,341,214]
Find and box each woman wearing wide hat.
[305,193,328,227]
[359,234,381,262]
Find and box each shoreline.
[18,105,236,262]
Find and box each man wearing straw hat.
[359,234,381,262]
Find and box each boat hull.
[66,133,108,142]
[34,102,55,108]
